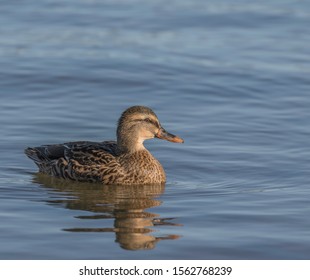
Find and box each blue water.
[1,0,310,259]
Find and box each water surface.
[1,0,310,259]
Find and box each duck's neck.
[117,131,146,154]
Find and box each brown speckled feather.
[25,106,183,185]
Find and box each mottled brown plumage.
[25,106,184,185]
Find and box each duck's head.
[117,105,184,152]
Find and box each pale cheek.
[139,130,155,140]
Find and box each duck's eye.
[144,118,152,123]
[144,118,160,128]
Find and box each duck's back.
[25,141,119,182]
[25,141,117,162]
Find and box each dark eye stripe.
[133,118,160,128]
[145,118,160,127]
[144,118,153,123]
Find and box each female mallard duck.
[25,106,184,185]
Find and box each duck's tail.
[24,147,50,166]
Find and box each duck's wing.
[62,141,126,183]
[25,141,118,166]
[63,141,118,165]
[25,141,123,183]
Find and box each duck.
[25,105,184,185]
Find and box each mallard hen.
[25,105,184,185]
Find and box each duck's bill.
[155,128,184,143]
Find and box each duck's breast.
[117,150,166,184]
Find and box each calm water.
[1,0,310,259]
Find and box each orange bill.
[155,127,184,143]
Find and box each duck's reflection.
[33,174,181,250]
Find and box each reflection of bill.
[34,174,182,251]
